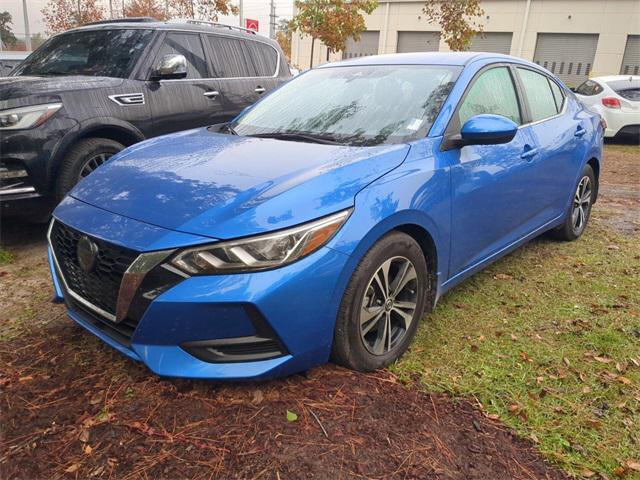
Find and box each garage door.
[342,31,380,59]
[467,32,513,55]
[396,31,440,53]
[533,33,599,86]
[620,35,640,75]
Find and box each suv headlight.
[0,103,62,130]
[171,209,351,275]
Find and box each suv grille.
[50,221,138,318]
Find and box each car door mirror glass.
[460,114,518,146]
[152,54,187,80]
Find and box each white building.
[291,0,640,86]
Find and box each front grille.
[50,221,138,317]
[67,296,139,347]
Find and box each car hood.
[70,128,410,240]
[0,75,123,107]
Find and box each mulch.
[0,321,568,480]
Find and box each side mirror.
[460,114,518,146]
[152,54,187,80]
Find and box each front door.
[449,65,538,277]
[146,32,228,136]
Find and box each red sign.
[245,19,259,32]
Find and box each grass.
[0,247,14,265]
[604,142,640,155]
[392,212,640,478]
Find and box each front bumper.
[48,200,351,380]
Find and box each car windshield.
[13,29,153,78]
[232,65,462,146]
[606,78,640,102]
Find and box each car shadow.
[0,217,49,249]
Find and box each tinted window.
[14,29,153,78]
[233,65,462,146]
[156,33,207,79]
[548,79,565,112]
[518,68,558,122]
[607,79,640,101]
[458,67,521,125]
[208,36,255,78]
[246,41,278,76]
[575,79,603,96]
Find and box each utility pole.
[110,0,114,19]
[269,0,276,39]
[22,0,32,51]
[238,0,243,27]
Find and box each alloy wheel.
[78,153,111,181]
[359,256,419,356]
[572,175,592,233]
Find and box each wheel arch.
[587,157,600,202]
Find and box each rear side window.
[517,68,558,122]
[156,33,207,79]
[458,67,521,125]
[548,79,565,112]
[208,36,255,78]
[246,41,278,76]
[606,79,640,101]
[575,79,603,96]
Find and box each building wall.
[291,0,640,79]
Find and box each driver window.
[155,33,208,79]
[458,67,521,126]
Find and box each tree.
[422,0,484,51]
[0,11,18,48]
[42,0,104,34]
[276,19,292,61]
[124,0,168,20]
[290,0,378,68]
[170,0,237,21]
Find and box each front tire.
[331,231,429,371]
[552,164,596,241]
[55,138,124,201]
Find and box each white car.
[574,75,640,138]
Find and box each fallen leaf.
[18,376,33,382]
[606,244,620,250]
[251,389,264,405]
[616,363,626,373]
[613,466,626,477]
[286,410,298,422]
[510,334,518,341]
[65,464,80,473]
[494,273,513,280]
[617,376,632,385]
[79,428,89,443]
[486,413,500,420]
[581,468,596,478]
[83,445,93,455]
[563,357,571,367]
[626,461,640,471]
[594,356,612,363]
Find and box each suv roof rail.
[85,17,157,26]
[167,18,257,35]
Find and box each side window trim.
[514,65,568,127]
[444,62,525,137]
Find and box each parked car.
[0,51,29,77]
[48,52,603,380]
[0,18,290,218]
[574,75,640,139]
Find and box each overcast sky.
[3,0,294,41]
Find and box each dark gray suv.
[0,18,290,218]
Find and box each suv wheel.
[56,138,124,201]
[331,231,429,371]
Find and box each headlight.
[171,209,351,275]
[0,103,62,130]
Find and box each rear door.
[146,32,227,135]
[514,66,583,220]
[205,35,280,119]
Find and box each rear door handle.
[575,125,587,137]
[203,90,220,99]
[520,147,539,160]
[254,86,266,94]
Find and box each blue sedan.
[47,52,603,379]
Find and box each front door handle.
[520,146,539,160]
[254,86,266,94]
[574,125,587,137]
[203,90,220,99]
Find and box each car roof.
[64,18,277,45]
[590,75,640,83]
[322,51,527,68]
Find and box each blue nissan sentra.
[47,52,603,379]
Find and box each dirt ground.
[1,144,637,479]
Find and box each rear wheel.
[331,231,429,371]
[55,138,124,201]
[552,164,596,241]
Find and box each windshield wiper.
[249,132,344,145]
[220,123,238,135]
